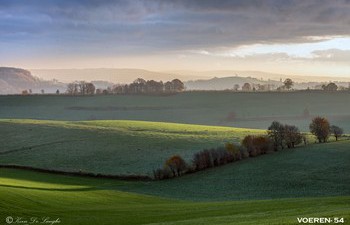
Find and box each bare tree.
[330,125,343,141]
[85,83,96,95]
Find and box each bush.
[164,155,187,177]
[309,117,330,143]
[284,125,302,148]
[225,142,242,161]
[153,167,172,180]
[242,135,272,157]
[330,125,343,141]
[192,147,234,171]
[268,121,303,149]
[239,146,250,159]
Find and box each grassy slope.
[119,140,350,201]
[0,119,263,176]
[1,168,349,225]
[1,92,350,132]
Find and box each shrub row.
[153,139,267,180]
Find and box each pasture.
[0,168,349,225]
[1,92,349,224]
[1,91,350,131]
[0,119,263,176]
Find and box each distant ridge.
[185,76,281,90]
[30,68,208,83]
[0,67,65,94]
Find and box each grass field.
[1,168,349,225]
[0,119,348,201]
[119,140,350,201]
[1,91,350,132]
[0,119,263,176]
[1,92,349,224]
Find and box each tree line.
[65,78,185,95]
[154,117,344,180]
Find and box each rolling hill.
[0,119,348,201]
[1,168,348,225]
[0,119,263,176]
[30,68,208,84]
[0,67,65,94]
[1,92,350,132]
[0,139,349,225]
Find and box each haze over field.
[1,0,350,79]
[1,1,350,224]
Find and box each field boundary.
[0,164,152,181]
[0,139,86,155]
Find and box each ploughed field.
[1,91,350,132]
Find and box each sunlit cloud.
[1,0,350,77]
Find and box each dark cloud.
[1,0,350,58]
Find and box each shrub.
[268,121,302,149]
[242,135,272,157]
[284,125,302,148]
[330,125,343,141]
[239,146,250,159]
[164,155,187,177]
[268,121,285,150]
[153,167,172,180]
[309,117,330,143]
[192,147,234,171]
[225,143,242,161]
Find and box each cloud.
[1,0,350,59]
[311,49,350,63]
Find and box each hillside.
[1,119,348,200]
[184,76,350,90]
[0,67,37,94]
[31,68,208,83]
[185,76,281,90]
[1,168,349,225]
[0,67,65,94]
[0,119,262,176]
[1,92,349,132]
[121,140,350,201]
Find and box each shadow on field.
[0,184,97,192]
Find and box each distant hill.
[168,70,350,83]
[185,76,282,90]
[31,68,208,83]
[184,76,350,90]
[0,67,65,94]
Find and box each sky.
[1,0,350,78]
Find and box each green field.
[0,119,263,176]
[1,92,350,131]
[1,167,349,225]
[117,140,350,201]
[1,93,350,224]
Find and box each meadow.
[1,137,349,225]
[1,91,350,132]
[0,119,263,176]
[1,92,349,224]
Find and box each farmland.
[0,167,349,225]
[1,91,350,131]
[0,119,263,176]
[0,118,349,201]
[1,92,349,224]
